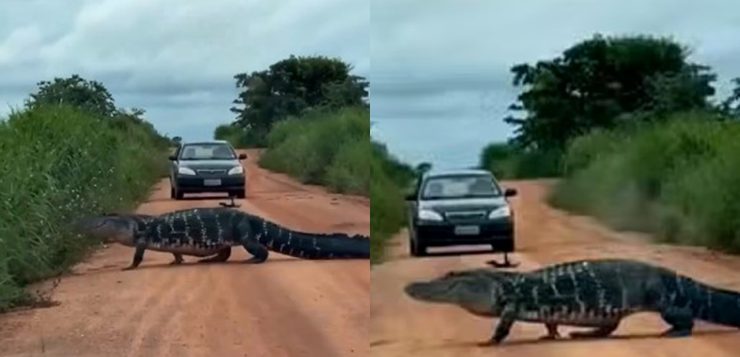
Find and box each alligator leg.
[569,321,620,339]
[660,306,694,337]
[236,222,269,263]
[122,242,146,271]
[479,304,518,346]
[540,323,561,340]
[198,247,232,263]
[170,253,184,265]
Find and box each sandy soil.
[0,149,369,357]
[371,180,740,357]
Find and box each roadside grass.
[370,142,415,264]
[549,111,740,252]
[0,105,169,311]
[258,106,370,196]
[479,142,562,179]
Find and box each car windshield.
[421,175,501,200]
[179,143,235,160]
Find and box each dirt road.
[371,180,740,357]
[0,149,370,357]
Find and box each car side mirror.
[404,193,416,201]
[504,188,517,197]
[168,155,177,161]
[238,153,247,160]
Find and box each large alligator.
[76,207,369,270]
[404,259,740,345]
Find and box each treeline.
[213,55,371,196]
[479,34,740,252]
[0,75,172,311]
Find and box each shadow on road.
[420,329,740,351]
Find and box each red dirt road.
[371,180,740,357]
[0,149,369,357]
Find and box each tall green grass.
[370,141,415,264]
[258,106,370,196]
[0,105,169,311]
[479,143,562,179]
[550,111,740,251]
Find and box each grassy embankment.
[548,111,740,251]
[370,142,415,264]
[258,106,370,196]
[0,105,170,311]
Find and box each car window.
[421,175,501,199]
[179,143,236,160]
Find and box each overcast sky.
[370,0,740,169]
[0,0,368,140]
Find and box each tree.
[25,74,117,118]
[504,34,717,150]
[230,55,368,142]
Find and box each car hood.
[178,160,241,169]
[419,197,508,213]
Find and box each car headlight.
[418,209,443,221]
[228,165,244,175]
[178,167,196,175]
[488,205,511,219]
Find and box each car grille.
[196,169,227,176]
[444,210,487,222]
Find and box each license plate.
[203,179,222,186]
[454,225,480,236]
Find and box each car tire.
[409,230,427,257]
[171,186,183,200]
[236,189,246,199]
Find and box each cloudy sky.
[0,0,368,140]
[371,0,740,169]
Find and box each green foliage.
[505,34,716,151]
[258,106,370,196]
[230,55,368,146]
[550,111,740,251]
[0,104,168,311]
[370,141,415,264]
[25,75,117,118]
[479,142,562,179]
[213,123,259,148]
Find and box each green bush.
[479,142,562,179]
[0,105,168,311]
[369,142,415,264]
[550,111,740,251]
[258,106,370,196]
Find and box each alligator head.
[74,213,149,247]
[404,268,513,317]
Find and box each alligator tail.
[692,281,740,328]
[254,220,369,259]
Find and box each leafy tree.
[504,34,716,150]
[230,55,368,143]
[25,74,117,118]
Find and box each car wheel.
[170,186,176,199]
[173,187,183,200]
[409,230,427,257]
[236,189,246,199]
